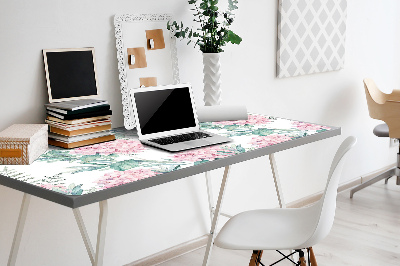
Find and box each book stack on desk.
[45,99,115,149]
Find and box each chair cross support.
[252,249,310,266]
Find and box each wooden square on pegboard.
[146,29,165,50]
[140,77,157,87]
[127,47,147,69]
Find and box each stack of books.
[45,99,115,149]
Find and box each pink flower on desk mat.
[171,146,237,162]
[291,121,330,131]
[70,139,146,155]
[213,114,271,126]
[250,134,293,148]
[96,168,160,189]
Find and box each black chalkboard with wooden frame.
[43,47,99,103]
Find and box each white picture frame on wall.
[114,13,180,130]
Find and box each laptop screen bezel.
[129,84,200,140]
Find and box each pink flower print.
[292,121,330,131]
[96,168,159,189]
[171,146,237,162]
[213,114,271,126]
[250,134,292,148]
[71,139,146,155]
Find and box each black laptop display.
[130,84,232,152]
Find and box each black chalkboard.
[44,49,98,101]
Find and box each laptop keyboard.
[149,132,211,145]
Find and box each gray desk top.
[0,114,340,208]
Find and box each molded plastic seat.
[214,203,321,250]
[215,137,356,260]
[373,123,389,138]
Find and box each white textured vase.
[202,53,222,106]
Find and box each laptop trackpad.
[185,139,212,147]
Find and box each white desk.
[0,114,340,266]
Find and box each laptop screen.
[134,86,196,135]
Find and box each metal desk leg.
[202,166,231,266]
[269,153,286,208]
[205,171,214,222]
[74,200,108,266]
[73,208,95,265]
[8,193,31,266]
[95,200,108,266]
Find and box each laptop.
[130,84,232,152]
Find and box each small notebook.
[49,130,112,143]
[49,124,112,137]
[45,99,108,111]
[46,115,112,125]
[48,135,115,149]
[46,104,110,115]
[46,119,111,131]
[47,109,112,120]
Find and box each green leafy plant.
[167,0,242,53]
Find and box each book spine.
[46,107,68,114]
[46,105,110,115]
[48,135,115,149]
[49,124,112,137]
[46,115,111,125]
[47,110,112,120]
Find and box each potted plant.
[167,0,242,106]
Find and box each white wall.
[1,0,400,265]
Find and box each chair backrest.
[364,78,381,120]
[302,136,356,248]
[363,78,400,138]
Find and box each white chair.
[214,136,356,266]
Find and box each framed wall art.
[114,13,180,129]
[43,47,100,103]
[277,0,347,78]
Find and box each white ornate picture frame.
[114,14,180,129]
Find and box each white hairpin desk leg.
[269,153,286,208]
[8,193,31,266]
[202,166,231,266]
[74,200,108,266]
[95,200,108,266]
[205,171,214,222]
[73,208,95,265]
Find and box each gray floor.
[160,178,400,265]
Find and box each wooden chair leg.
[308,247,318,266]
[298,250,307,266]
[249,250,263,266]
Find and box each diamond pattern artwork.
[277,0,347,78]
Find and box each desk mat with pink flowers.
[0,114,331,195]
